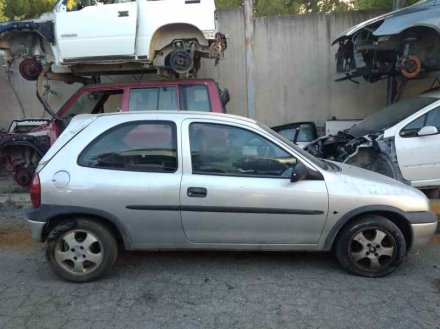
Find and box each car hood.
[332,1,435,45]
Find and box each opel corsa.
[27,112,437,282]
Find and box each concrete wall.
[0,61,81,132]
[200,9,432,127]
[0,9,434,131]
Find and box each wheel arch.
[0,23,55,58]
[148,23,207,59]
[35,206,134,250]
[398,25,440,39]
[323,206,413,252]
[0,140,46,156]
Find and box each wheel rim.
[349,228,396,272]
[54,230,104,275]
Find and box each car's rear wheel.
[47,219,118,282]
[335,215,406,277]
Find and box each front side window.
[400,107,440,137]
[65,0,135,11]
[79,121,177,173]
[129,87,178,112]
[189,123,297,178]
[426,107,440,129]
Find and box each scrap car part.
[400,55,422,79]
[0,135,50,187]
[19,57,43,81]
[344,147,399,179]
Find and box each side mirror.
[418,126,438,136]
[221,89,230,106]
[291,161,309,182]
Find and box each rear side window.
[78,121,177,173]
[181,85,211,112]
[129,87,178,111]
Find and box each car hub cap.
[54,230,104,275]
[349,229,395,271]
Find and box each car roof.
[90,111,258,124]
[79,79,218,90]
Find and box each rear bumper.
[27,219,45,242]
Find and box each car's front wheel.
[335,215,406,277]
[47,219,118,282]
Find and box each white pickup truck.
[0,0,226,80]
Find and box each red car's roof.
[78,79,217,90]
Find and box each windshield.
[347,96,437,138]
[258,123,327,170]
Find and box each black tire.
[335,215,406,277]
[47,219,118,282]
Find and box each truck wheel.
[335,215,406,277]
[47,219,118,282]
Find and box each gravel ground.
[0,173,26,194]
[0,206,439,329]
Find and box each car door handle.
[118,11,129,17]
[187,187,207,198]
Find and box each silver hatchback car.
[27,112,437,282]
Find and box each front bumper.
[27,219,45,242]
[411,222,438,250]
[407,211,438,250]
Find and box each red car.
[0,79,229,186]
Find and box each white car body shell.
[0,0,219,74]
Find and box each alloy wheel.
[349,228,396,271]
[54,230,104,275]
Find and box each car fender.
[373,12,440,36]
[27,204,134,250]
[322,205,413,251]
[332,2,438,44]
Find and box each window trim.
[188,122,297,179]
[77,120,179,173]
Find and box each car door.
[395,106,440,182]
[55,0,137,60]
[179,119,329,245]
